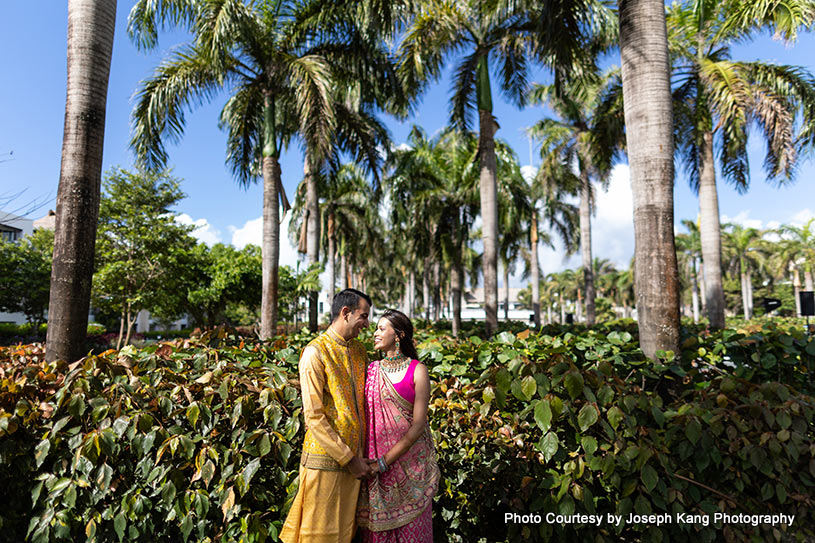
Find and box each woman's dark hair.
[381,309,419,360]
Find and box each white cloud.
[720,211,763,229]
[229,212,302,268]
[176,213,222,246]
[790,209,814,225]
[590,163,635,270]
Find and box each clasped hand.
[347,456,380,479]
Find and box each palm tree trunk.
[341,248,348,290]
[530,210,541,327]
[423,266,430,320]
[792,267,801,316]
[503,263,510,321]
[452,261,463,337]
[698,260,707,314]
[327,226,336,306]
[579,170,596,325]
[560,292,566,324]
[741,268,750,319]
[261,155,281,339]
[619,0,681,357]
[698,132,725,329]
[805,268,814,291]
[408,269,416,318]
[691,258,700,323]
[479,108,500,335]
[46,0,116,363]
[433,260,441,321]
[305,159,319,332]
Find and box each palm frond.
[131,44,232,169]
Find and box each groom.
[281,288,373,543]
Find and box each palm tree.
[527,70,623,326]
[722,223,765,319]
[668,0,815,329]
[290,163,375,312]
[385,127,480,335]
[46,0,117,363]
[526,152,580,327]
[778,219,815,292]
[397,0,610,334]
[675,219,703,322]
[618,0,681,357]
[129,0,348,338]
[496,141,533,321]
[299,21,403,331]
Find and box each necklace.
[381,353,410,372]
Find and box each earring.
[395,338,400,352]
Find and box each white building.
[0,211,36,324]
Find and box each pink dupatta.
[357,360,440,532]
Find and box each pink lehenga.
[357,359,440,543]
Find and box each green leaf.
[181,514,193,542]
[564,371,584,400]
[201,460,216,488]
[259,433,272,457]
[537,431,559,462]
[534,400,552,432]
[607,406,624,430]
[187,403,200,428]
[482,386,495,404]
[641,464,658,492]
[581,436,598,456]
[34,439,50,468]
[685,418,701,445]
[578,405,598,431]
[114,511,126,542]
[521,376,537,401]
[495,369,512,394]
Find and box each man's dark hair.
[330,288,372,322]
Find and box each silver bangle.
[377,456,388,472]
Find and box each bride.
[357,309,440,542]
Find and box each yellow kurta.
[280,329,368,543]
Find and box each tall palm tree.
[397,0,610,334]
[46,0,117,363]
[778,219,815,292]
[385,127,480,335]
[290,163,375,311]
[668,0,815,329]
[129,0,349,338]
[618,0,681,357]
[527,70,623,325]
[299,17,403,331]
[527,152,580,327]
[495,140,533,321]
[675,219,703,322]
[721,223,765,319]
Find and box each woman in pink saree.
[357,309,440,543]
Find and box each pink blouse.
[391,358,419,404]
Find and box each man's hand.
[346,455,373,479]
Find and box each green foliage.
[0,228,54,326]
[2,322,814,542]
[92,167,197,342]
[1,330,302,542]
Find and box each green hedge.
[1,323,813,542]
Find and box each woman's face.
[373,317,398,352]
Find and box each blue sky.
[3,2,815,281]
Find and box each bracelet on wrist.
[377,456,388,473]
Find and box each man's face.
[345,299,371,339]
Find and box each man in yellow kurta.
[281,288,373,543]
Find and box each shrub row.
[1,323,814,542]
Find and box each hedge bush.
[1,323,814,542]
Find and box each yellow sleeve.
[299,345,355,466]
